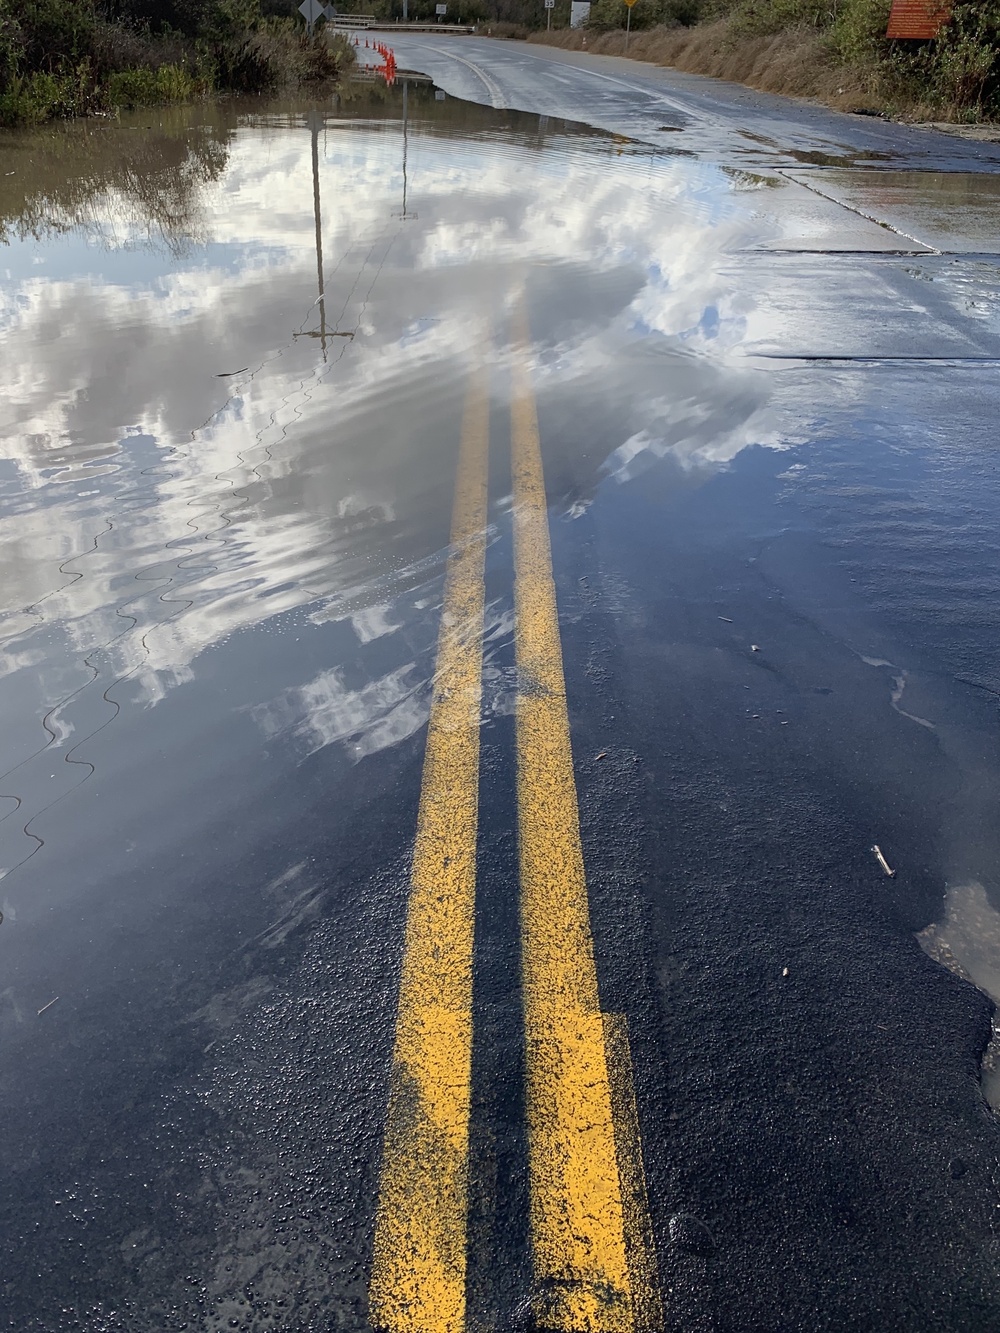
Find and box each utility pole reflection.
[294,102,356,352]
[396,80,418,222]
[309,107,329,359]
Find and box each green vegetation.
[529,0,1000,120]
[266,0,491,19]
[0,0,355,127]
[718,0,1000,114]
[7,0,992,126]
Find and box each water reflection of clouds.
[252,595,512,762]
[0,127,754,485]
[256,661,427,761]
[605,408,781,485]
[0,103,788,790]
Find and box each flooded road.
[2,62,1000,1332]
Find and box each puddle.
[918,883,1000,1108]
[1,77,998,846]
[0,80,795,885]
[0,98,778,639]
[783,148,894,168]
[784,168,1000,252]
[2,84,999,882]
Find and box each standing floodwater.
[2,72,1000,1332]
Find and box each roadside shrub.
[107,61,196,105]
[212,26,284,88]
[481,18,528,34]
[936,33,992,108]
[935,32,992,109]
[305,29,354,78]
[209,22,352,92]
[0,0,25,84]
[933,1,1000,112]
[89,18,191,77]
[0,67,79,123]
[481,19,530,35]
[0,0,352,125]
[830,0,891,64]
[587,0,702,32]
[723,0,832,39]
[528,0,1000,118]
[585,0,835,34]
[12,0,97,69]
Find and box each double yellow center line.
[370,300,661,1333]
[369,362,489,1333]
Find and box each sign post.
[298,0,323,34]
[623,0,637,51]
[545,0,554,30]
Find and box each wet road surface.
[2,54,1000,1333]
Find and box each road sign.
[885,0,950,37]
[545,1,555,8]
[436,3,447,11]
[323,2,337,16]
[299,0,324,23]
[624,0,638,7]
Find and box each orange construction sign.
[886,0,951,39]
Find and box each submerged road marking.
[369,362,491,1333]
[511,296,662,1332]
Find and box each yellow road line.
[511,296,661,1332]
[604,1014,665,1333]
[369,362,491,1333]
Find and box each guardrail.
[331,16,477,30]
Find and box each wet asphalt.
[1,43,1000,1333]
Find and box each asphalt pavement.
[368,30,1000,170]
[2,42,1000,1333]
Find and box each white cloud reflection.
[256,662,427,761]
[0,95,805,801]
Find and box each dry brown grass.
[525,21,931,116]
[482,21,532,38]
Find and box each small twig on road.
[872,845,896,877]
